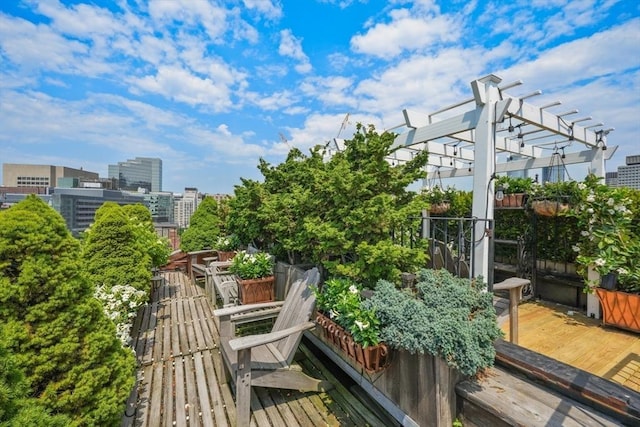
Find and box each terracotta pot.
[595,288,640,333]
[236,275,275,304]
[362,343,391,373]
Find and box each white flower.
[607,198,615,206]
[349,285,358,294]
[617,267,628,275]
[572,245,580,252]
[594,258,606,267]
[355,320,369,330]
[578,183,586,190]
[586,208,594,214]
[329,309,338,319]
[580,230,590,237]
[586,194,595,203]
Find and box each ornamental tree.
[82,202,152,293]
[180,196,223,252]
[122,203,171,268]
[0,196,136,426]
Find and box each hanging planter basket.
[429,202,450,214]
[531,199,570,217]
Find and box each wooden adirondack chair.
[213,267,331,426]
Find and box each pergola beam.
[506,97,600,146]
[428,147,618,179]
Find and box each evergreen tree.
[180,197,222,252]
[82,203,152,293]
[0,196,136,426]
[122,204,171,268]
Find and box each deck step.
[456,366,620,427]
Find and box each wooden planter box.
[236,275,275,304]
[216,250,236,261]
[315,312,391,373]
[595,288,640,333]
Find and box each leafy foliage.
[215,234,241,251]
[363,269,502,376]
[495,175,534,194]
[229,251,273,279]
[0,196,135,426]
[122,203,171,268]
[82,203,152,293]
[180,197,223,252]
[313,278,381,347]
[565,174,640,292]
[227,124,430,285]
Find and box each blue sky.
[1,0,638,194]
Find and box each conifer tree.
[82,203,152,293]
[180,196,222,252]
[0,196,136,426]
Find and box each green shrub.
[363,269,502,376]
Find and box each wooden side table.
[493,277,530,344]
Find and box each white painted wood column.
[470,75,502,284]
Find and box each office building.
[144,192,175,223]
[50,188,147,235]
[2,163,98,188]
[616,155,640,190]
[108,157,162,192]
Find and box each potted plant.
[566,174,640,332]
[215,234,241,261]
[229,250,275,304]
[423,186,456,214]
[313,278,390,373]
[494,175,532,208]
[529,180,579,217]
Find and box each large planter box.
[315,312,391,373]
[307,327,464,427]
[237,275,275,304]
[595,288,640,333]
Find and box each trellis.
[328,74,616,282]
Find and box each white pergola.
[328,74,616,284]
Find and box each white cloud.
[242,0,283,20]
[131,66,234,111]
[350,7,461,58]
[278,29,312,74]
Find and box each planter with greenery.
[529,180,580,217]
[313,277,390,373]
[424,186,457,214]
[495,175,533,208]
[215,234,241,261]
[229,251,275,303]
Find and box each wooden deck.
[121,271,397,427]
[500,299,640,393]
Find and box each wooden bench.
[213,267,331,427]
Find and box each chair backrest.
[272,267,320,364]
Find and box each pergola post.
[470,74,502,284]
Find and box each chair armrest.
[229,321,316,351]
[213,301,284,318]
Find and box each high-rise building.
[144,192,175,223]
[108,157,162,192]
[2,163,98,188]
[616,155,640,190]
[173,187,200,228]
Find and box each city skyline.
[1,1,638,194]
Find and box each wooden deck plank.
[503,300,640,393]
[124,271,394,427]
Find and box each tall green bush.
[228,124,430,286]
[180,196,223,252]
[82,203,152,293]
[0,196,135,426]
